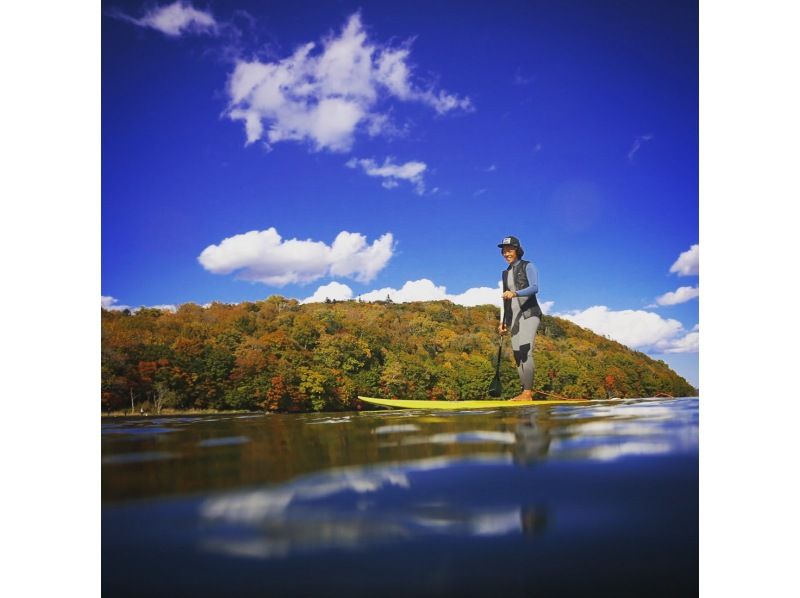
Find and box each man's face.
[502,246,518,264]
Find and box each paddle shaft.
[494,295,504,377]
[487,295,505,396]
[498,294,505,369]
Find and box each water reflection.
[102,451,177,465]
[373,424,421,435]
[102,398,699,596]
[197,436,250,448]
[511,415,553,462]
[543,399,699,461]
[307,416,355,425]
[101,425,179,436]
[101,398,699,502]
[198,455,545,560]
[399,431,517,446]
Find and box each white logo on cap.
[502,237,512,244]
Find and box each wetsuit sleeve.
[514,262,539,297]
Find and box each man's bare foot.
[509,390,534,402]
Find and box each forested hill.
[101,297,697,413]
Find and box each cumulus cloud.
[627,134,653,162]
[346,157,427,194]
[655,285,699,306]
[299,279,558,311]
[656,331,699,354]
[361,280,497,306]
[669,244,699,276]
[225,13,472,152]
[557,305,696,353]
[102,296,129,311]
[101,296,176,312]
[300,281,354,303]
[300,279,500,307]
[123,1,218,37]
[198,227,394,286]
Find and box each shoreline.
[101,394,699,417]
[101,408,261,418]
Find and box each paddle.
[488,299,504,397]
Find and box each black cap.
[497,236,525,257]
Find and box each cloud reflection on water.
[399,431,517,445]
[197,455,540,559]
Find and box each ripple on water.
[102,451,177,465]
[373,424,421,435]
[197,436,251,448]
[307,416,354,425]
[145,417,205,425]
[101,426,180,436]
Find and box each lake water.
[102,397,698,597]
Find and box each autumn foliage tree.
[101,298,697,413]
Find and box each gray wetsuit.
[506,265,540,391]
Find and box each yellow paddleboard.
[358,396,591,410]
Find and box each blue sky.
[101,0,699,386]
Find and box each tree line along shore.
[102,296,697,414]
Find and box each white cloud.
[225,13,472,152]
[101,296,176,312]
[346,157,427,194]
[300,279,558,311]
[670,244,699,276]
[627,134,653,162]
[361,279,445,303]
[301,279,502,307]
[557,305,696,352]
[102,296,129,311]
[300,281,354,304]
[655,285,699,306]
[362,279,493,306]
[197,227,394,286]
[130,2,217,37]
[150,304,178,312]
[447,285,504,307]
[656,331,699,354]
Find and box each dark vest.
[502,259,543,326]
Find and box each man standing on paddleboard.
[498,236,543,401]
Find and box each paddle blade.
[487,375,502,397]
